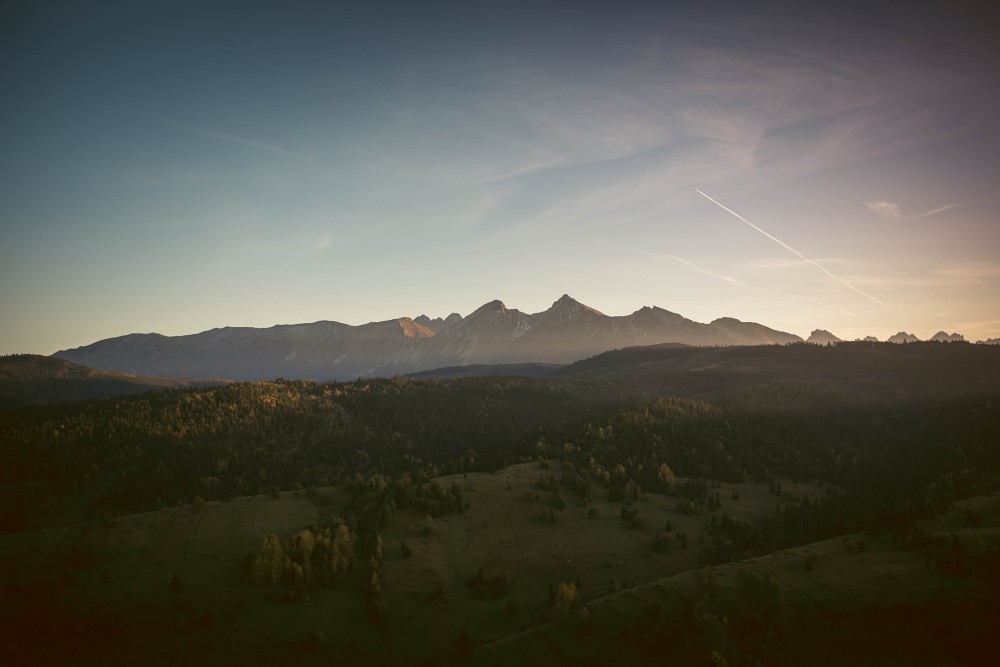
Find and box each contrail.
[594,237,745,287]
[696,189,900,313]
[909,203,961,220]
[160,117,308,159]
[650,251,747,287]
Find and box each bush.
[552,581,581,610]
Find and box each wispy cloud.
[160,117,309,159]
[698,190,901,313]
[932,262,1000,285]
[350,27,991,236]
[315,232,333,250]
[866,200,901,219]
[835,262,1000,289]
[909,203,962,220]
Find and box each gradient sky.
[3,0,999,354]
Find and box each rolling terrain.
[1,342,998,664]
[0,354,227,410]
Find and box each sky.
[2,0,999,355]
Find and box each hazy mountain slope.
[421,299,533,365]
[54,295,807,380]
[56,318,434,380]
[503,295,618,362]
[503,296,801,362]
[707,317,803,345]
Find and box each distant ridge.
[55,294,806,380]
[404,363,561,380]
[887,331,921,344]
[930,331,965,343]
[0,354,225,409]
[806,329,842,345]
[550,341,1000,406]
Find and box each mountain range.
[51,295,981,381]
[54,295,804,381]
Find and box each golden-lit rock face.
[396,318,437,339]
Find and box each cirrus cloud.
[865,200,901,219]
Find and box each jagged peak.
[555,293,578,306]
[414,313,463,334]
[633,305,683,318]
[806,329,842,344]
[887,331,920,344]
[544,294,605,318]
[470,299,508,316]
[930,331,965,342]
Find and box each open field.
[380,461,825,662]
[469,493,1000,666]
[0,487,393,665]
[4,461,995,665]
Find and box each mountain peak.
[414,313,464,333]
[544,294,605,319]
[930,331,965,343]
[471,299,508,316]
[806,329,842,345]
[887,331,920,344]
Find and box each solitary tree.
[553,582,581,610]
[250,533,286,585]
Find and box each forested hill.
[552,341,1000,408]
[0,354,227,410]
[0,376,604,532]
[2,340,999,536]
